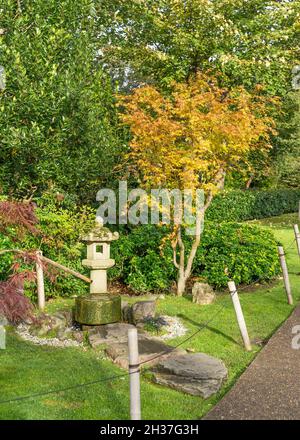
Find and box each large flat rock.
[87,322,185,369]
[105,335,186,369]
[88,323,136,348]
[151,353,227,398]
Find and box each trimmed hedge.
[207,188,300,222]
[0,190,285,296]
[110,222,280,291]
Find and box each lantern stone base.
[74,294,121,325]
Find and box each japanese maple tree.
[120,73,278,295]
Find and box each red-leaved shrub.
[0,200,39,236]
[0,274,34,324]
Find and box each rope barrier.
[0,372,130,405]
[0,298,229,405]
[0,233,297,405]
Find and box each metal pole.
[36,250,45,311]
[293,224,300,258]
[228,281,252,351]
[128,328,141,420]
[278,246,293,305]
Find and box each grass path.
[1,213,300,420]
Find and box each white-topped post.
[293,224,300,258]
[36,250,45,311]
[128,328,141,420]
[278,246,293,305]
[228,281,252,351]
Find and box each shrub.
[194,222,280,288]
[0,199,95,300]
[110,225,176,292]
[0,198,282,298]
[207,188,300,222]
[111,222,280,291]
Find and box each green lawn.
[1,213,300,420]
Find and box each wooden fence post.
[293,224,300,258]
[228,281,252,351]
[36,250,45,311]
[278,246,293,305]
[128,328,141,420]
[0,325,6,350]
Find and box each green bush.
[111,222,280,292]
[194,222,280,288]
[110,225,176,292]
[0,201,95,299]
[0,198,281,297]
[207,188,300,222]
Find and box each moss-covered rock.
[74,294,121,325]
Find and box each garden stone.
[192,282,215,305]
[151,353,227,398]
[72,331,84,343]
[105,335,185,369]
[88,322,136,348]
[131,300,156,324]
[53,310,73,327]
[29,313,67,337]
[57,328,73,340]
[35,324,52,337]
[121,301,133,323]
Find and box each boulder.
[72,331,84,344]
[52,310,73,327]
[121,301,133,323]
[192,282,215,305]
[151,353,227,398]
[57,328,73,340]
[131,300,156,324]
[29,312,69,337]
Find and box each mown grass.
[1,213,300,420]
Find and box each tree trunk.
[174,190,214,296]
[177,272,186,296]
[245,175,254,189]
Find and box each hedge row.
[110,222,280,291]
[206,188,300,222]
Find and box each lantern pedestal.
[74,294,121,325]
[82,258,115,293]
[75,221,121,326]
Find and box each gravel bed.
[16,324,82,348]
[159,315,187,340]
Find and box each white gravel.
[159,315,187,340]
[16,324,82,348]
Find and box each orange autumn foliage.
[119,73,279,194]
[119,73,279,295]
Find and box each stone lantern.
[74,218,121,325]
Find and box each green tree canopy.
[100,0,300,95]
[0,0,124,203]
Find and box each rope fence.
[1,222,299,416]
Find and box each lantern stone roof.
[80,224,119,243]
